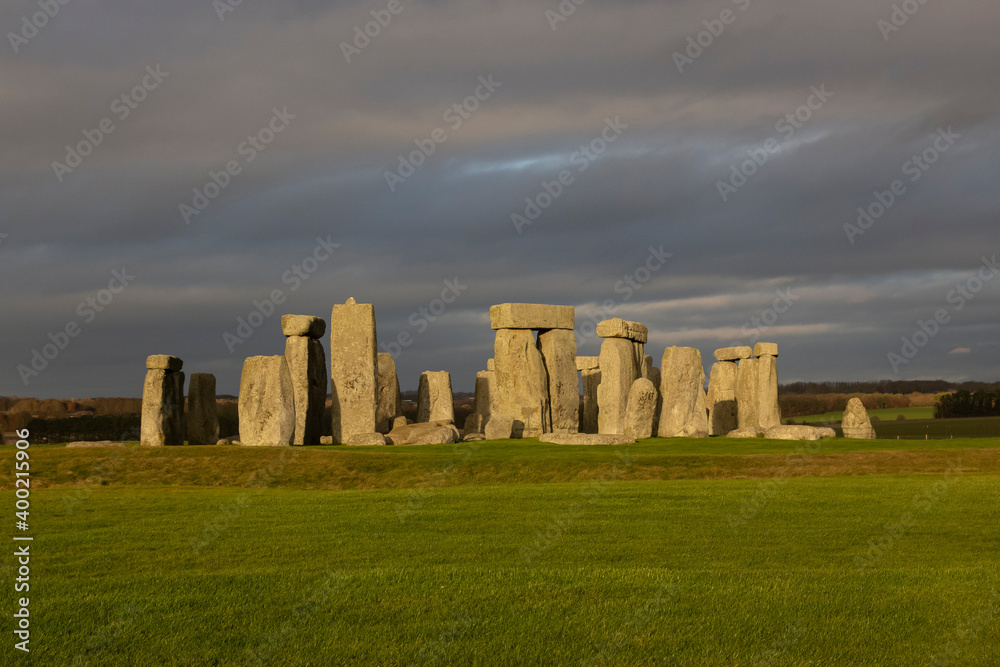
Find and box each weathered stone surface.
[285,336,327,445]
[465,370,496,434]
[736,357,759,429]
[647,366,662,436]
[726,426,765,438]
[238,355,295,446]
[641,355,654,381]
[346,432,387,446]
[218,438,235,445]
[464,413,485,434]
[376,353,402,434]
[494,329,551,436]
[330,298,378,444]
[484,414,515,440]
[576,356,599,371]
[538,433,635,445]
[816,427,837,438]
[754,342,779,357]
[463,433,485,442]
[763,425,826,441]
[596,318,648,343]
[141,368,185,447]
[281,314,326,339]
[624,378,658,440]
[386,422,459,446]
[714,346,752,362]
[186,373,219,446]
[537,329,578,433]
[842,398,876,439]
[658,347,709,438]
[597,338,638,435]
[392,416,409,431]
[319,436,334,445]
[489,303,574,330]
[707,361,738,436]
[417,371,454,423]
[146,354,182,371]
[580,368,601,434]
[756,354,781,429]
[487,358,495,371]
[66,441,126,448]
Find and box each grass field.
[789,406,936,423]
[3,438,999,665]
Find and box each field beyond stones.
[4,438,999,665]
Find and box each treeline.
[0,396,142,416]
[780,380,1000,395]
[779,393,918,419]
[935,391,1000,419]
[28,415,141,442]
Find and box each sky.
[1,0,998,399]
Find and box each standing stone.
[537,329,578,433]
[330,298,378,444]
[494,329,551,436]
[581,368,601,434]
[487,358,495,371]
[484,414,515,440]
[641,355,655,381]
[285,336,327,445]
[842,397,876,439]
[756,354,781,429]
[658,347,709,438]
[238,355,295,446]
[186,373,218,446]
[647,365,662,436]
[465,370,496,434]
[597,338,638,435]
[376,352,402,434]
[417,371,455,423]
[707,361,738,436]
[141,355,185,447]
[624,378,658,440]
[736,357,760,429]
[281,314,326,338]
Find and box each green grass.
[4,475,998,665]
[789,406,935,423]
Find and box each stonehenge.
[376,352,403,434]
[595,319,647,435]
[537,329,579,433]
[658,347,710,438]
[283,315,327,446]
[707,361,738,436]
[238,355,295,446]
[733,343,782,431]
[186,373,219,446]
[842,398,876,439]
[330,298,378,444]
[624,378,658,440]
[417,371,455,423]
[141,355,185,447]
[465,370,496,434]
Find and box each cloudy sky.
[2,0,997,399]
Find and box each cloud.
[948,347,972,355]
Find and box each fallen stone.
[238,355,295,447]
[285,336,327,445]
[376,353,403,433]
[489,303,574,330]
[346,432,387,446]
[707,361,738,436]
[658,347,709,438]
[280,314,326,339]
[463,433,485,442]
[596,318,648,343]
[484,414,515,440]
[417,370,455,423]
[217,438,235,445]
[319,436,334,445]
[66,441,125,448]
[392,416,409,431]
[146,354,182,371]
[714,346,752,362]
[726,426,765,438]
[386,422,459,446]
[597,338,638,435]
[580,368,601,434]
[754,342,779,357]
[756,354,781,429]
[494,329,551,436]
[624,378,658,440]
[330,298,378,443]
[762,425,829,441]
[842,398,876,439]
[576,356,600,371]
[736,358,759,429]
[186,373,219,446]
[816,427,837,438]
[141,368,185,447]
[538,433,635,445]
[537,329,578,433]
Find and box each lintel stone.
[489,303,574,330]
[596,318,648,343]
